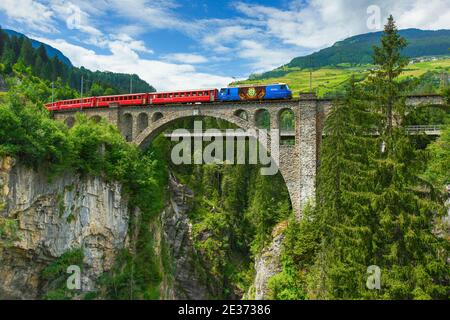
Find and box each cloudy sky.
[0,0,449,90]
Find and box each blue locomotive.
[218,83,292,101]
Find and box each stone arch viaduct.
[52,94,445,219]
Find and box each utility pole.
[80,75,84,111]
[130,75,133,94]
[309,56,313,93]
[440,72,448,90]
[51,81,54,104]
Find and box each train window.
[198,92,203,96]
[169,94,173,98]
[280,85,286,90]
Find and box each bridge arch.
[121,113,133,142]
[254,109,270,129]
[278,108,296,145]
[234,109,249,121]
[64,116,75,129]
[136,110,258,149]
[134,110,295,213]
[137,113,149,135]
[278,108,295,131]
[90,115,102,123]
[152,112,164,122]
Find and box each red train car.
[96,93,148,107]
[149,89,218,105]
[45,97,97,110]
[45,88,218,111]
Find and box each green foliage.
[270,17,449,300]
[404,106,448,126]
[424,121,450,187]
[267,211,319,300]
[41,248,84,300]
[0,27,155,96]
[0,217,19,248]
[41,248,84,280]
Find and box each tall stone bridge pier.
[52,94,445,219]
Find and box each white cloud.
[50,0,102,37]
[107,0,200,34]
[238,40,299,73]
[234,0,450,49]
[33,37,233,91]
[0,0,56,32]
[110,34,153,54]
[163,53,208,64]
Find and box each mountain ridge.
[3,29,73,67]
[250,28,450,80]
[0,27,156,94]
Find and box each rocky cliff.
[0,157,129,299]
[160,173,210,299]
[0,157,279,300]
[245,221,287,300]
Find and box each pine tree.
[19,37,35,66]
[308,77,379,299]
[0,27,6,57]
[365,16,449,299]
[369,15,408,136]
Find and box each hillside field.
[233,57,450,97]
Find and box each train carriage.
[149,89,218,105]
[219,83,292,101]
[96,94,147,107]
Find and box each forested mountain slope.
[0,27,155,97]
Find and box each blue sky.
[0,0,449,90]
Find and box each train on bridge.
[45,84,293,111]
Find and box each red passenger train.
[45,88,219,111]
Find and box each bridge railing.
[405,125,443,135]
[162,126,443,139]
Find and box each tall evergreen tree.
[365,15,448,299]
[308,77,379,299]
[19,37,35,66]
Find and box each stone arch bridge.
[52,94,445,219]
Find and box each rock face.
[0,158,129,299]
[249,222,287,300]
[160,173,210,299]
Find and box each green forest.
[0,27,155,100]
[0,16,449,300]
